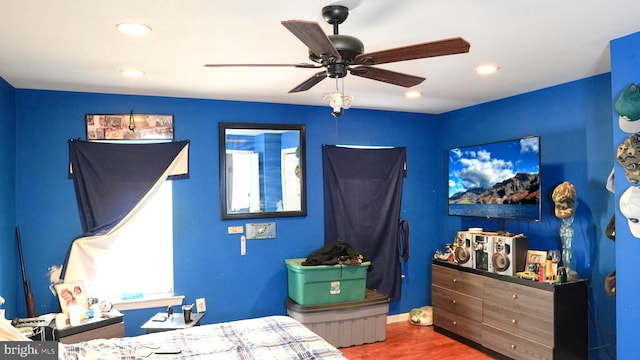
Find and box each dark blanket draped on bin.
[322,145,406,301]
[302,241,365,266]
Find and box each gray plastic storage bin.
[286,289,390,348]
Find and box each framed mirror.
[219,122,307,220]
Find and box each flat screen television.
[448,136,541,222]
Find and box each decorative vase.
[559,215,578,279]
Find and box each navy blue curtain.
[68,139,189,234]
[62,139,189,279]
[322,145,406,301]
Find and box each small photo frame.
[55,280,89,315]
[86,113,174,141]
[527,250,547,270]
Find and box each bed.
[57,315,347,359]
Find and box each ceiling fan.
[204,5,470,94]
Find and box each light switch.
[228,225,243,234]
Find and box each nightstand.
[51,315,124,343]
[141,312,204,333]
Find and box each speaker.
[453,231,474,268]
[489,234,529,276]
[473,234,492,271]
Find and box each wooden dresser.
[432,261,587,360]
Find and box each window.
[90,181,174,302]
[65,139,190,309]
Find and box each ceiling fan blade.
[289,71,327,93]
[349,66,425,87]
[281,20,340,59]
[355,37,470,65]
[204,63,321,68]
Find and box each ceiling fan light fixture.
[474,64,500,75]
[342,94,353,109]
[116,22,152,36]
[119,69,145,77]
[323,91,352,117]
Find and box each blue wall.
[10,90,437,335]
[0,76,16,319]
[610,31,640,359]
[439,74,616,359]
[0,69,617,357]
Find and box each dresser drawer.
[432,285,482,322]
[483,276,553,320]
[434,309,483,344]
[58,322,124,344]
[432,264,483,297]
[484,300,553,346]
[483,323,553,360]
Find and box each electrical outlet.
[196,298,206,313]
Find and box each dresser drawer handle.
[511,319,517,324]
[452,321,457,326]
[452,278,457,283]
[511,344,516,350]
[452,299,456,304]
[512,294,517,299]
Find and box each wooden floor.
[339,321,495,360]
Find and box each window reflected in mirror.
[219,123,306,219]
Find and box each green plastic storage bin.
[285,258,370,306]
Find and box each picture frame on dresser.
[55,280,88,316]
[526,250,547,270]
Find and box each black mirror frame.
[219,122,307,220]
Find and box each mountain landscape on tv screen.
[448,172,540,205]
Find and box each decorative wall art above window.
[86,113,174,141]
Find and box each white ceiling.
[1,0,639,114]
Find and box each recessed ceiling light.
[404,90,422,99]
[119,69,145,77]
[474,64,500,75]
[116,22,151,36]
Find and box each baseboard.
[386,312,409,324]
